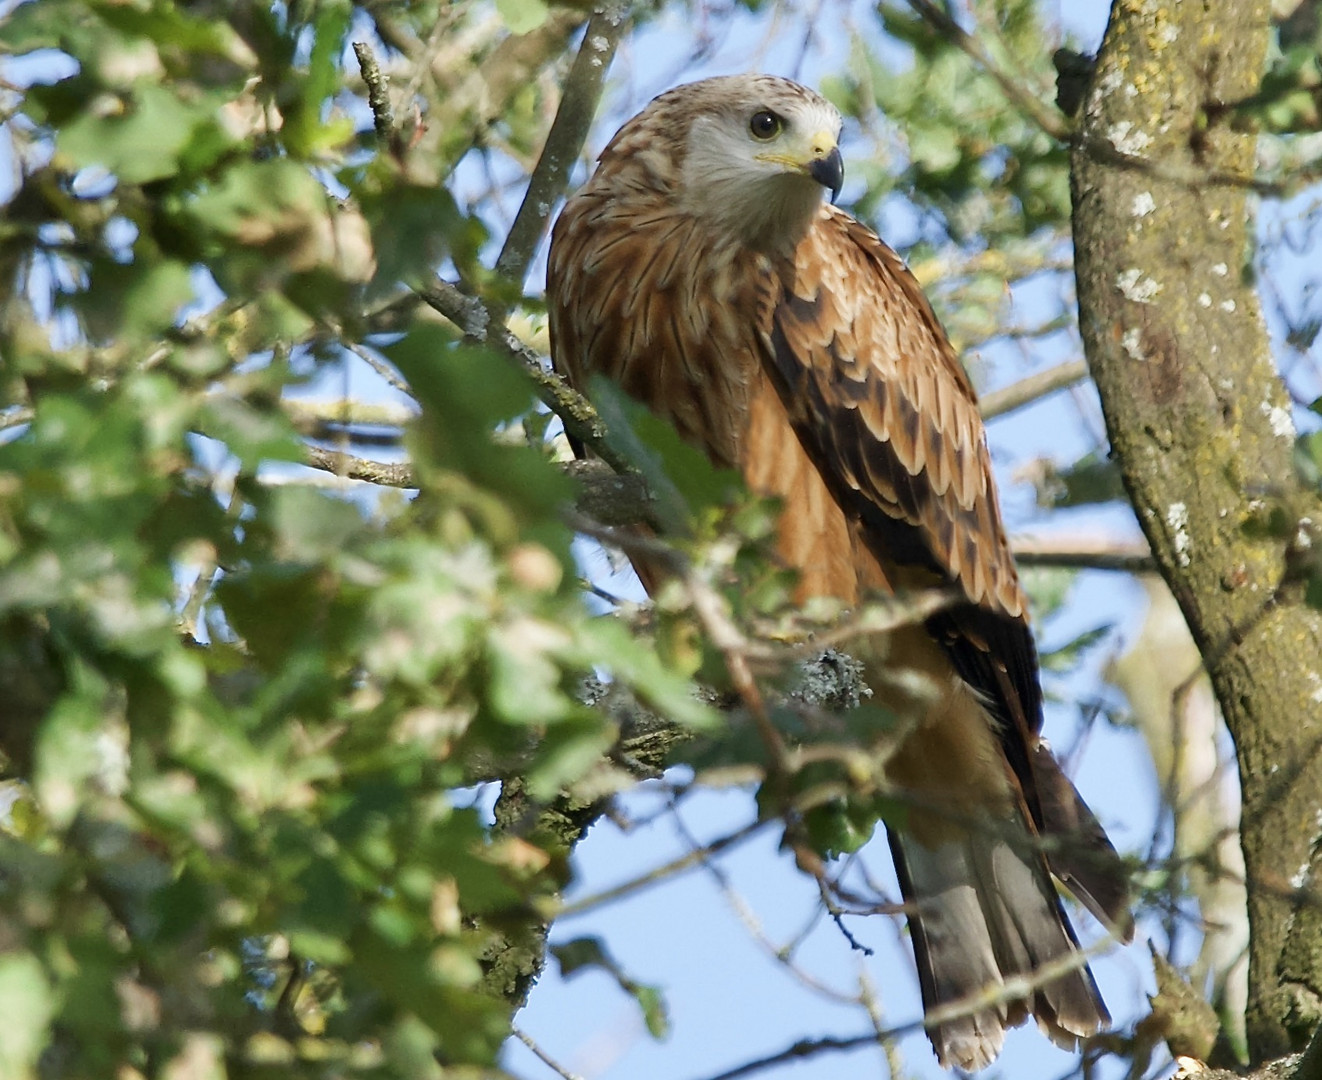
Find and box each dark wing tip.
[1033,742,1135,941]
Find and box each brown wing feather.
[756,204,1047,814]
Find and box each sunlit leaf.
[495,0,550,34]
[0,952,56,1077]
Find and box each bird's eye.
[749,110,782,141]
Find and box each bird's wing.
[757,204,1043,804]
[758,206,1130,1069]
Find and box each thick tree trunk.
[1070,0,1322,1061]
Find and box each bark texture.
[1070,0,1322,1061]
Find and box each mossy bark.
[1070,0,1322,1061]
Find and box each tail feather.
[1032,742,1135,943]
[889,826,1110,1071]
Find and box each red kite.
[548,74,1130,1070]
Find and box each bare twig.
[562,509,786,769]
[178,563,218,640]
[980,358,1090,420]
[859,968,906,1080]
[304,445,415,487]
[1010,534,1155,573]
[344,340,413,398]
[511,1025,586,1080]
[909,248,1074,291]
[281,397,415,433]
[683,544,789,767]
[0,405,33,432]
[555,819,773,919]
[688,933,1120,1080]
[495,7,626,287]
[352,41,400,156]
[178,472,240,638]
[416,278,630,473]
[667,797,865,1004]
[695,1028,906,1080]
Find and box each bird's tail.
[888,824,1111,1072]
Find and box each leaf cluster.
[0,3,716,1075]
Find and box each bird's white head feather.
[678,77,842,250]
[617,75,844,252]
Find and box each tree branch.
[304,445,415,487]
[980,358,1090,420]
[1078,131,1322,199]
[1010,533,1155,574]
[494,7,626,287]
[1070,0,1322,1057]
[352,40,402,158]
[415,278,631,474]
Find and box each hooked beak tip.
[808,145,844,203]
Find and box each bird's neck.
[678,171,823,256]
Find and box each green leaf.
[907,121,962,176]
[215,564,331,668]
[33,670,114,830]
[58,933,130,1057]
[354,928,511,1064]
[57,83,219,185]
[1305,573,1322,610]
[356,179,464,290]
[1040,623,1112,674]
[576,618,719,733]
[264,484,368,560]
[148,869,212,946]
[486,618,575,726]
[77,257,195,343]
[1034,452,1127,509]
[387,330,530,430]
[495,0,550,34]
[803,800,873,858]
[590,377,744,534]
[552,936,670,1039]
[195,396,304,471]
[294,857,358,939]
[0,952,56,1076]
[386,329,572,516]
[286,929,352,966]
[93,3,252,63]
[185,158,334,279]
[283,0,353,156]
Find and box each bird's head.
[622,75,844,252]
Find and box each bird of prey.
[547,74,1131,1071]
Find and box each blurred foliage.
[1248,14,1322,134]
[0,1,722,1075]
[0,0,932,1071]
